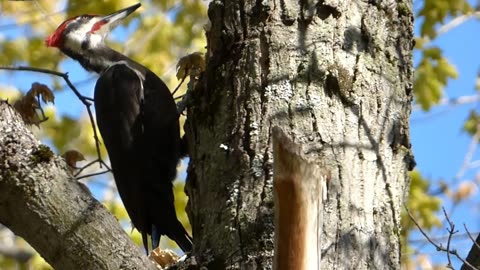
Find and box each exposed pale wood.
[272,126,326,270]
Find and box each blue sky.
[1,1,480,268]
[409,1,480,267]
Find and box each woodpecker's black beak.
[92,3,141,33]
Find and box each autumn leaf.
[176,52,205,80]
[30,83,55,104]
[14,94,41,125]
[62,150,86,172]
[13,82,55,126]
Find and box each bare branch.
[74,158,111,178]
[410,232,478,244]
[0,102,156,270]
[172,73,187,97]
[464,225,480,252]
[405,207,478,269]
[461,225,480,270]
[0,66,106,173]
[76,170,111,181]
[443,207,457,269]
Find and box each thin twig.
[99,159,111,171]
[76,170,111,180]
[405,206,476,269]
[410,232,477,244]
[74,158,102,177]
[172,73,187,97]
[464,224,480,252]
[74,159,111,178]
[0,66,104,169]
[35,93,49,122]
[174,94,185,100]
[0,66,89,105]
[443,207,456,269]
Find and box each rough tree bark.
[0,102,156,270]
[0,0,414,269]
[185,0,414,269]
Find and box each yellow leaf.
[149,248,180,268]
[423,47,442,60]
[0,85,21,102]
[176,52,205,80]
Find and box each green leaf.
[417,0,473,38]
[463,110,480,135]
[414,48,457,111]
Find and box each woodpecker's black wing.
[94,63,192,253]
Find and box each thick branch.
[0,101,155,270]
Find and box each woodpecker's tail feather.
[142,232,149,254]
[151,222,193,253]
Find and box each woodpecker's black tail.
[151,221,192,252]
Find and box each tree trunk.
[0,101,156,270]
[185,0,415,269]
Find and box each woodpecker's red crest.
[46,3,141,49]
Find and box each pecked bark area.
[185,0,415,269]
[0,101,155,270]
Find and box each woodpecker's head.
[46,3,140,51]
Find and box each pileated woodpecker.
[45,3,192,253]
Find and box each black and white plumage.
[46,3,192,253]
